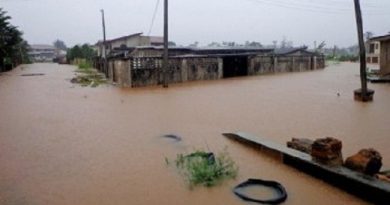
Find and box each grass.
[325,60,341,66]
[173,149,238,188]
[78,61,93,69]
[71,67,107,87]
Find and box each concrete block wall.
[248,56,274,75]
[186,58,221,81]
[249,55,324,75]
[107,54,325,87]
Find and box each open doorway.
[223,56,248,78]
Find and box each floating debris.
[21,73,45,77]
[161,134,182,142]
[233,178,288,205]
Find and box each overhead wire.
[245,0,390,15]
[147,0,160,36]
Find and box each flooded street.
[1,62,389,204]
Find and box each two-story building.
[369,34,390,75]
[366,40,380,64]
[95,33,163,58]
[28,44,57,62]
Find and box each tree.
[66,44,96,62]
[189,41,199,47]
[317,41,326,53]
[53,39,67,50]
[0,8,29,71]
[364,31,374,41]
[207,42,221,47]
[168,41,176,47]
[272,40,278,48]
[222,41,236,47]
[245,41,262,48]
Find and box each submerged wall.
[103,54,325,87]
[249,55,323,75]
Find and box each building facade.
[96,46,325,87]
[28,44,57,62]
[366,40,380,64]
[369,34,390,75]
[96,33,164,58]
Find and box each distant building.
[95,33,164,58]
[369,34,390,75]
[28,44,57,62]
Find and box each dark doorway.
[223,56,248,78]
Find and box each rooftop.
[370,34,390,42]
[30,44,56,50]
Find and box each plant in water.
[174,149,238,188]
[71,67,106,87]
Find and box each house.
[368,34,390,75]
[95,33,164,58]
[28,44,57,62]
[366,39,381,64]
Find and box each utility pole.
[353,0,374,102]
[101,9,108,77]
[162,0,169,88]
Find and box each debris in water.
[344,148,382,175]
[233,178,288,204]
[21,73,45,76]
[162,134,182,142]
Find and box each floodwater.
[1,62,389,205]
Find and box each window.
[375,43,379,50]
[369,43,375,53]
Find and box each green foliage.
[0,8,30,70]
[174,149,238,188]
[77,60,93,69]
[53,39,67,50]
[326,54,359,62]
[67,44,96,63]
[71,67,106,87]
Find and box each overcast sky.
[1,0,390,48]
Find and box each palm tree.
[0,8,29,72]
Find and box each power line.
[147,0,160,36]
[245,0,390,15]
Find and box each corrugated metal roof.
[370,34,390,42]
[274,47,312,55]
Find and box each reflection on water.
[1,63,387,204]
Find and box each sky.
[1,0,390,48]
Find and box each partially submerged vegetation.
[170,149,238,188]
[71,65,106,87]
[325,54,359,64]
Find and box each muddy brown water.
[1,63,389,205]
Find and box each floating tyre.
[233,178,287,204]
[161,134,182,142]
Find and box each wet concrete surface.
[1,63,389,204]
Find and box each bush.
[326,54,359,62]
[78,61,92,69]
[173,149,238,188]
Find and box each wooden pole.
[162,0,169,88]
[353,0,374,101]
[101,9,108,76]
